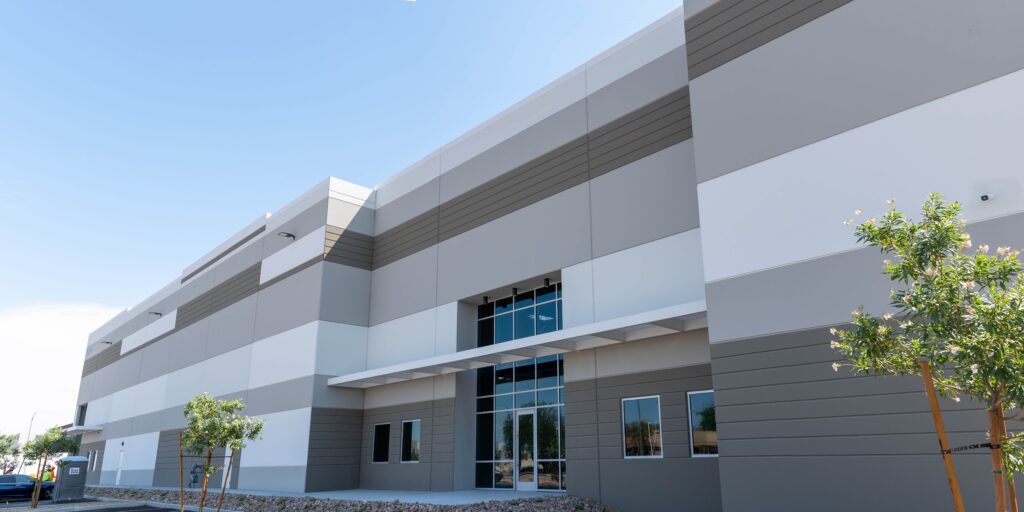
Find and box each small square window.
[495,313,514,343]
[401,420,421,463]
[495,296,514,314]
[372,423,391,463]
[622,396,662,458]
[514,290,534,309]
[477,302,494,319]
[688,390,718,457]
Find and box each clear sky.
[0,1,683,441]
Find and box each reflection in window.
[372,423,390,463]
[622,396,662,458]
[401,420,421,462]
[475,354,565,490]
[477,283,562,346]
[688,390,718,457]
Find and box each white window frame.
[371,422,391,464]
[687,389,718,458]
[400,419,421,463]
[621,395,664,459]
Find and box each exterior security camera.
[981,194,990,202]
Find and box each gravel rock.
[86,486,604,512]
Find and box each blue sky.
[0,0,682,312]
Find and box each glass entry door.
[516,410,537,491]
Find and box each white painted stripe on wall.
[698,67,1024,283]
[248,322,318,390]
[120,310,177,355]
[238,407,311,468]
[259,225,326,284]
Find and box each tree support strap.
[941,442,1001,455]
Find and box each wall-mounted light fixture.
[981,194,991,202]
[277,232,296,240]
[512,287,518,296]
[482,296,489,304]
[148,311,163,317]
[100,341,113,345]
[544,278,550,287]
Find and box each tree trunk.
[198,448,212,512]
[999,410,1019,512]
[31,454,47,509]
[215,449,234,512]
[920,360,966,512]
[990,408,1008,512]
[178,432,184,512]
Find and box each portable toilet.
[52,456,89,502]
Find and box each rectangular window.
[687,390,718,457]
[372,423,390,463]
[622,396,663,458]
[401,420,421,463]
[477,281,562,347]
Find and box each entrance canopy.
[327,300,707,389]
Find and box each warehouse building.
[72,2,1024,511]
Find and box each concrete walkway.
[87,485,557,506]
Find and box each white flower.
[882,313,894,321]
[924,268,937,277]
[887,198,896,206]
[832,362,842,372]
[970,364,979,374]
[997,246,1010,257]
[854,209,863,216]
[864,217,876,226]
[829,328,838,335]
[876,326,886,335]
[1010,250,1021,259]
[977,244,990,254]
[949,346,961,355]
[962,280,975,290]
[883,259,892,266]
[960,218,968,227]
[830,341,840,349]
[953,396,961,403]
[843,218,852,225]
[962,239,972,250]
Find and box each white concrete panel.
[593,330,710,379]
[164,362,204,409]
[366,307,436,369]
[699,67,1024,283]
[328,177,375,208]
[239,408,311,467]
[120,310,177,355]
[266,179,329,234]
[433,302,458,356]
[315,321,370,377]
[561,260,595,329]
[440,66,587,173]
[591,229,705,322]
[85,394,113,426]
[259,226,326,285]
[201,344,252,397]
[248,322,318,389]
[585,5,685,93]
[108,375,167,423]
[101,431,159,479]
[364,375,455,409]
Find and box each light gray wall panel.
[589,141,698,258]
[374,177,440,236]
[252,262,323,341]
[707,211,1024,343]
[691,0,1024,182]
[369,246,438,326]
[137,332,173,383]
[319,261,372,327]
[260,198,328,260]
[305,407,363,491]
[326,198,374,236]
[165,318,211,375]
[587,46,688,131]
[564,365,720,512]
[587,86,690,179]
[436,183,592,305]
[235,466,307,493]
[176,264,261,331]
[181,226,265,284]
[90,350,143,402]
[439,100,588,203]
[211,238,264,286]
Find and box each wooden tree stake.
[178,432,185,512]
[920,360,966,512]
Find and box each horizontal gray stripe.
[372,85,692,270]
[324,226,373,270]
[686,0,851,79]
[180,225,266,284]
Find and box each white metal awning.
[64,425,103,435]
[327,300,707,389]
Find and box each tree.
[181,393,263,512]
[22,426,78,508]
[0,434,20,475]
[831,194,1024,512]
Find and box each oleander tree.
[0,433,21,475]
[830,193,1024,512]
[22,426,78,508]
[181,393,263,512]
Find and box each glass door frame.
[515,408,538,491]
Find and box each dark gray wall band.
[152,429,231,489]
[324,226,374,271]
[176,263,262,330]
[359,398,455,492]
[564,364,721,512]
[305,407,364,492]
[372,85,692,270]
[686,0,852,80]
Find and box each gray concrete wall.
[358,398,455,491]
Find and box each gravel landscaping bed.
[85,487,604,512]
